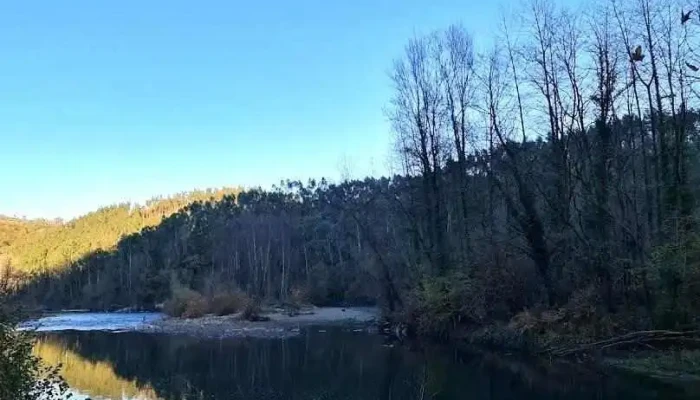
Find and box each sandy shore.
[137,307,379,339]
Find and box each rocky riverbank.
[137,306,379,339]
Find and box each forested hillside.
[16,181,385,309]
[0,216,57,251]
[6,0,700,341]
[0,188,240,276]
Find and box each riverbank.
[138,306,379,339]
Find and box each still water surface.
[31,314,697,400]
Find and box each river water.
[27,313,698,399]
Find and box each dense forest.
[3,0,700,341]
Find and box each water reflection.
[34,328,694,400]
[33,338,160,400]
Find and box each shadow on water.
[33,328,697,400]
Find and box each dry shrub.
[506,285,618,347]
[209,290,248,316]
[563,286,602,323]
[241,299,268,321]
[508,310,541,333]
[504,310,566,350]
[181,295,208,319]
[163,287,206,318]
[289,285,311,307]
[563,285,628,338]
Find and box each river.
[25,312,698,399]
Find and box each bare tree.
[589,6,622,310]
[390,34,449,273]
[437,24,477,261]
[481,46,556,305]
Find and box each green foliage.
[0,217,56,253]
[408,272,485,337]
[0,307,67,400]
[649,222,700,328]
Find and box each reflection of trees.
[413,344,681,400]
[33,339,160,400]
[38,330,411,400]
[36,331,679,400]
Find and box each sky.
[0,0,524,220]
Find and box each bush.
[408,272,486,337]
[163,287,207,318]
[164,285,258,319]
[210,291,248,316]
[649,230,700,328]
[289,285,311,307]
[0,308,67,399]
[241,299,268,322]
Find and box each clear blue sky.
[0,0,510,220]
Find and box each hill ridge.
[0,187,241,272]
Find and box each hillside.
[0,188,240,273]
[0,216,58,250]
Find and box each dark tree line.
[13,180,390,309]
[5,0,700,338]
